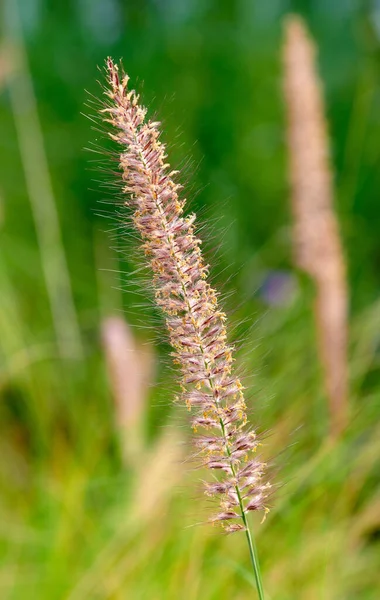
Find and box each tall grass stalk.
[97,58,269,597]
[4,0,83,358]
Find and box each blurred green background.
[1,0,380,598]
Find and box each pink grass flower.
[100,58,270,532]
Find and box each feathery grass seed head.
[283,16,348,436]
[101,58,270,531]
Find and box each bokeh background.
[1,1,380,598]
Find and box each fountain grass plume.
[283,16,348,436]
[99,58,270,597]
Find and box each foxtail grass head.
[99,58,270,533]
[283,16,348,437]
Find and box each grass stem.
[244,520,265,599]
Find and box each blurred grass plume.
[101,315,154,465]
[283,15,349,437]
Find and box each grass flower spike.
[283,16,348,436]
[101,58,269,597]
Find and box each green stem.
[241,508,265,599]
[221,418,265,599]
